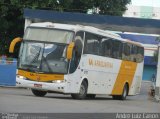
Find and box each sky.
[131,0,160,7]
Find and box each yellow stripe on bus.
[18,70,64,82]
[111,61,137,95]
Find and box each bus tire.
[71,81,88,100]
[119,84,128,100]
[86,94,96,99]
[31,89,47,97]
[112,84,128,100]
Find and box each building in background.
[119,33,158,81]
[122,5,160,81]
[123,5,160,19]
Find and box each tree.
[62,0,131,15]
[0,1,24,56]
[0,0,131,57]
[0,0,58,57]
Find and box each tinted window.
[83,32,144,63]
[112,40,122,59]
[122,43,132,61]
[101,38,113,57]
[83,32,101,55]
[122,43,144,63]
[136,47,144,63]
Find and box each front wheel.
[71,81,88,100]
[31,89,47,97]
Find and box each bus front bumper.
[16,77,65,93]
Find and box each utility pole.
[155,43,160,102]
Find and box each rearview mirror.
[9,37,22,53]
[66,42,75,60]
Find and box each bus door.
[66,31,84,92]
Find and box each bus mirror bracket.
[67,42,75,60]
[9,37,22,53]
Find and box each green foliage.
[64,0,131,15]
[0,0,131,57]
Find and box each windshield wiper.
[30,47,41,64]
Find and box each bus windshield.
[19,42,69,74]
[19,28,74,74]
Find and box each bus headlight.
[17,75,25,79]
[52,80,64,83]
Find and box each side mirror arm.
[9,37,22,53]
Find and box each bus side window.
[112,40,122,59]
[136,47,144,63]
[101,39,112,57]
[131,45,138,62]
[83,32,101,55]
[122,43,131,61]
[140,47,144,62]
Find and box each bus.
[9,22,144,100]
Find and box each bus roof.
[29,22,143,47]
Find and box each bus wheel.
[119,84,128,100]
[86,94,96,99]
[71,81,88,100]
[31,89,47,97]
[112,84,128,100]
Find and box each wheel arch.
[71,77,89,99]
[79,77,89,93]
[82,78,88,86]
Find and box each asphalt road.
[0,81,160,113]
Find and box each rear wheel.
[120,84,128,100]
[31,89,47,97]
[112,84,128,100]
[71,81,88,99]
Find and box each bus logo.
[88,58,113,68]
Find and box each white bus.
[10,22,144,100]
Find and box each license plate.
[34,84,42,88]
